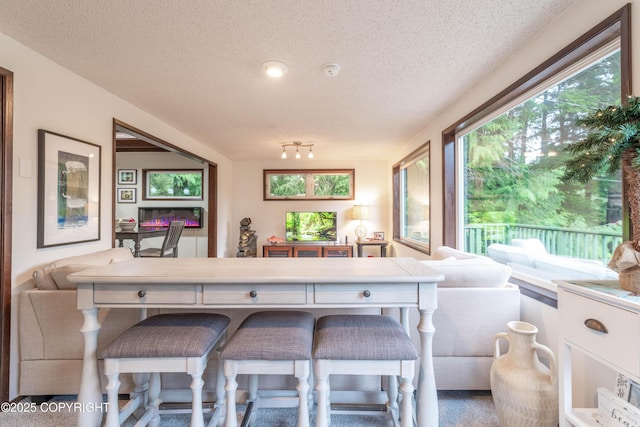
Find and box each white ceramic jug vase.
[490,321,558,427]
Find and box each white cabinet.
[557,280,640,426]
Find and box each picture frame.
[37,129,101,248]
[143,169,203,200]
[117,188,136,203]
[373,231,385,240]
[117,169,137,185]
[616,372,640,409]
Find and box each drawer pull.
[363,290,371,298]
[584,318,608,334]
[249,291,258,298]
[137,290,146,298]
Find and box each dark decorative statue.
[237,217,257,257]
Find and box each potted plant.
[563,95,640,292]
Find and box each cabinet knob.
[363,290,371,298]
[249,290,257,298]
[137,290,147,298]
[584,318,608,334]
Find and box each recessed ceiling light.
[262,60,288,78]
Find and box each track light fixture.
[280,141,314,159]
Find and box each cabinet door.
[294,247,322,257]
[323,246,353,257]
[263,246,293,257]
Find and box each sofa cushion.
[422,256,511,288]
[433,246,478,260]
[487,243,535,266]
[33,248,134,290]
[50,264,95,290]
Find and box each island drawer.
[314,284,418,304]
[203,284,308,304]
[94,283,197,304]
[559,289,640,376]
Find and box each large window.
[443,5,630,281]
[393,142,430,254]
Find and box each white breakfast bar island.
[70,256,444,427]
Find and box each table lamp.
[352,205,371,241]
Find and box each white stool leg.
[190,369,206,427]
[104,371,121,427]
[148,372,162,427]
[131,372,150,419]
[248,374,259,401]
[387,374,399,420]
[399,365,415,427]
[314,360,330,427]
[224,361,239,427]
[295,360,310,427]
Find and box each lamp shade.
[352,205,371,220]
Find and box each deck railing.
[465,223,623,264]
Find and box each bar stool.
[221,311,315,427]
[313,314,419,427]
[101,313,230,427]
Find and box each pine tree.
[563,95,640,246]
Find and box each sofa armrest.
[19,289,143,361]
[432,284,521,357]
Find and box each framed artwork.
[373,231,385,240]
[263,169,355,200]
[117,188,136,203]
[117,169,137,185]
[37,129,101,248]
[143,169,203,200]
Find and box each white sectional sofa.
[419,246,521,390]
[19,246,520,397]
[487,238,618,280]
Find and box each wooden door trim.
[0,66,14,402]
[112,119,217,257]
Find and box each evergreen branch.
[563,95,640,182]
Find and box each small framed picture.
[615,372,640,409]
[631,382,640,409]
[373,231,385,240]
[118,169,137,185]
[117,188,136,203]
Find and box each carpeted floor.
[0,391,499,426]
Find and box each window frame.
[442,4,631,248]
[393,141,431,254]
[263,169,355,200]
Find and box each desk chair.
[139,220,185,258]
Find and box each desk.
[115,226,167,257]
[72,257,443,427]
[356,239,389,257]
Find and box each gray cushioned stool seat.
[102,312,230,359]
[101,313,230,427]
[313,314,418,427]
[313,314,418,360]
[221,310,315,360]
[221,311,315,427]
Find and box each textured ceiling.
[0,0,579,161]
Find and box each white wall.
[115,152,210,258]
[232,159,389,257]
[2,32,233,287]
[1,32,233,399]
